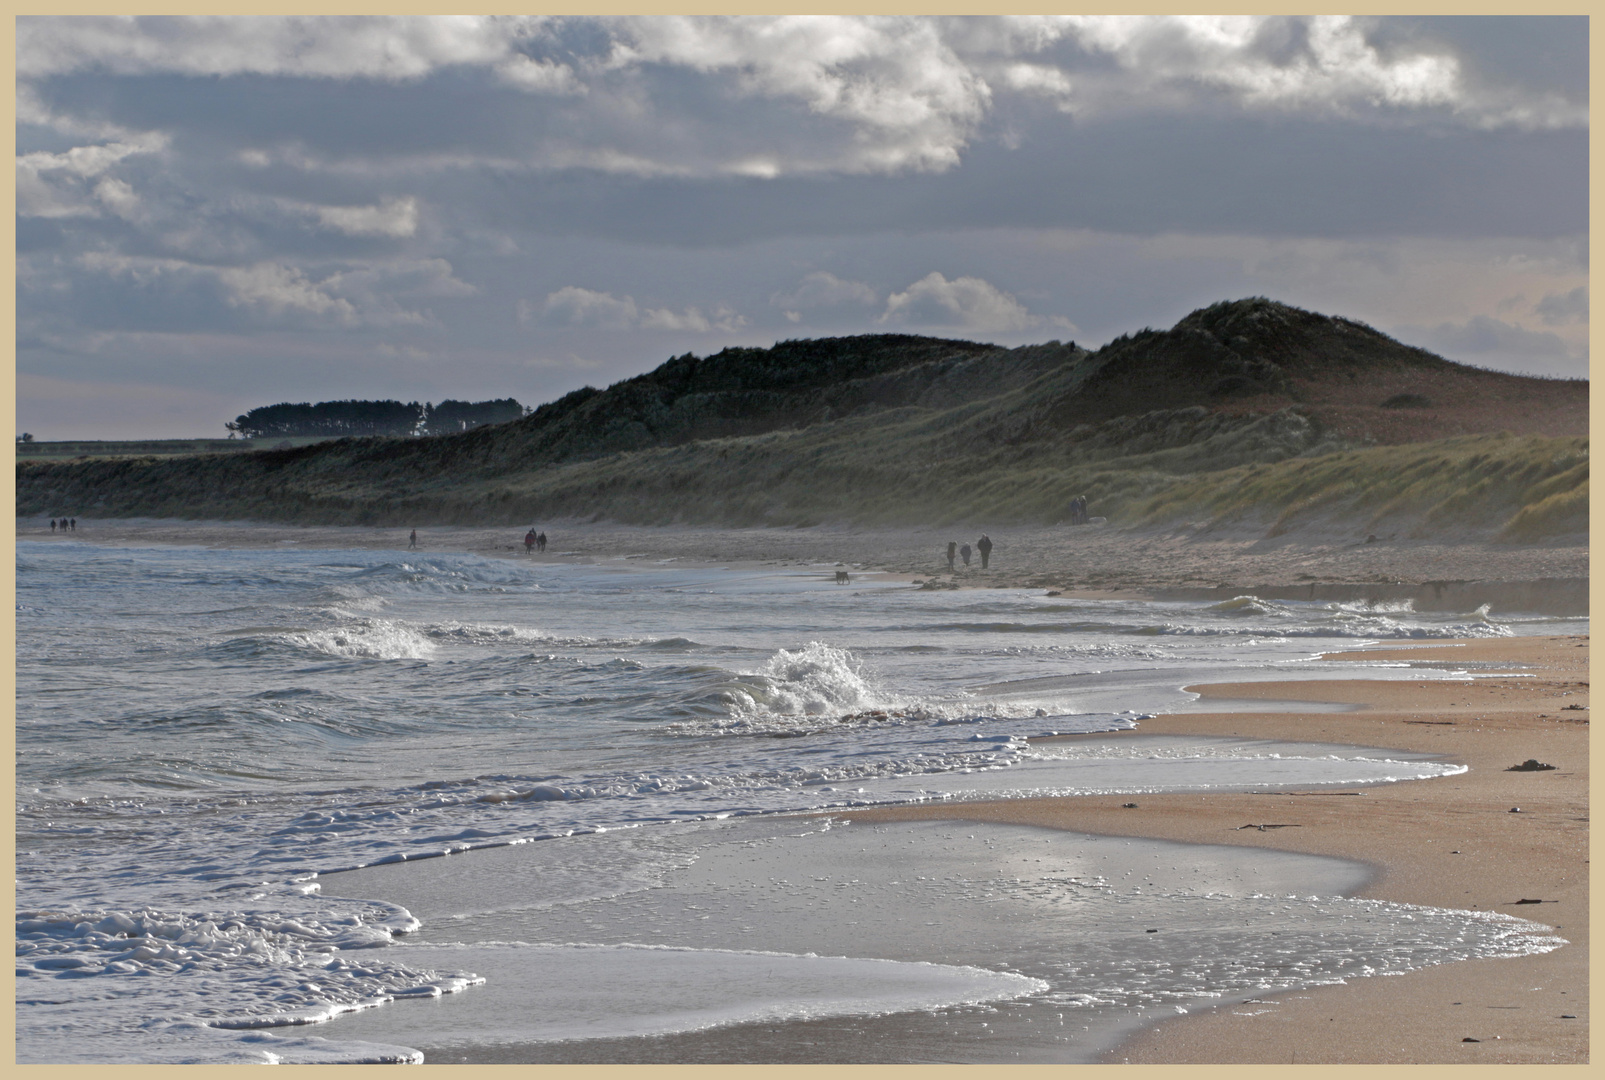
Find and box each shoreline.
[21,519,1589,1061]
[18,516,1589,614]
[845,634,1589,1063]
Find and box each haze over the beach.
[17,15,1588,440]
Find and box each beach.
[15,518,1588,1064]
[850,634,1590,1064]
[24,515,1589,604]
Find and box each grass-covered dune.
[18,299,1588,542]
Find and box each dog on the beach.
[834,570,851,584]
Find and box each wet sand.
[850,634,1590,1063]
[23,516,1588,610]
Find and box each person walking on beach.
[537,532,547,552]
[946,541,957,570]
[977,534,992,569]
[70,517,76,531]
[408,529,417,550]
[959,543,972,567]
[524,529,537,554]
[50,519,57,533]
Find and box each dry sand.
[849,634,1590,1064]
[26,517,1590,1062]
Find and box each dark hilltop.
[17,298,1589,542]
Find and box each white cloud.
[879,272,1073,335]
[639,304,747,334]
[93,177,142,220]
[494,53,581,94]
[217,263,359,322]
[16,15,549,82]
[541,286,639,329]
[70,252,468,329]
[312,197,420,238]
[539,286,746,334]
[610,16,991,173]
[16,16,1580,189]
[18,139,161,179]
[769,271,878,310]
[16,137,165,219]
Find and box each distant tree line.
[226,398,528,439]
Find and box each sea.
[14,539,1579,1063]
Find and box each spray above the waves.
[745,642,885,717]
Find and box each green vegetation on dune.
[1126,434,1588,541]
[16,299,1588,542]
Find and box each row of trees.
[226,398,529,439]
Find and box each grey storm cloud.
[1535,286,1588,326]
[13,15,1589,438]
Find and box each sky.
[15,15,1590,440]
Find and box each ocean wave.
[730,642,892,719]
[323,556,542,597]
[419,621,554,645]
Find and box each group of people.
[49,518,77,532]
[406,527,549,553]
[945,534,993,570]
[1067,495,1091,525]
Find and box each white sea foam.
[741,641,888,716]
[15,892,482,1064]
[283,619,437,660]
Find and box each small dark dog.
[834,570,851,584]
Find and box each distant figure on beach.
[959,543,972,567]
[946,541,957,570]
[835,570,851,584]
[408,529,417,549]
[537,532,547,552]
[70,518,76,531]
[977,534,992,569]
[50,519,57,532]
[1068,495,1088,526]
[524,529,537,554]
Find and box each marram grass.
[17,412,1587,543]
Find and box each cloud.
[65,252,470,329]
[1393,313,1583,378]
[215,263,359,322]
[1416,314,1571,357]
[879,271,1073,334]
[639,304,747,333]
[769,271,878,310]
[539,286,639,329]
[1046,16,1459,115]
[964,15,1583,130]
[16,15,543,82]
[312,197,420,238]
[23,16,1573,190]
[537,286,746,333]
[1534,285,1587,326]
[16,136,166,219]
